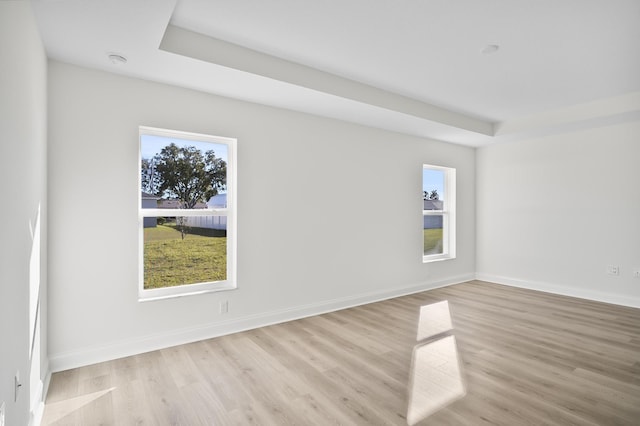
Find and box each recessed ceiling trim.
[160,24,494,137]
[495,91,640,136]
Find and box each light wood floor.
[42,281,640,425]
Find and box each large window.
[423,164,456,262]
[139,126,236,300]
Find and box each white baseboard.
[29,363,50,426]
[49,274,474,373]
[475,273,640,309]
[30,400,45,426]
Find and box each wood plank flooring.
[42,281,640,425]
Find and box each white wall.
[48,61,476,371]
[477,121,640,307]
[0,2,48,425]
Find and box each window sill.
[423,254,455,263]
[139,281,236,302]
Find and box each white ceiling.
[32,0,640,147]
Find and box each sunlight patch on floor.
[42,387,115,425]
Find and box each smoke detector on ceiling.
[107,53,127,65]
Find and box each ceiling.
[32,0,640,147]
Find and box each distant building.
[423,199,443,211]
[157,199,208,209]
[207,193,227,208]
[180,194,228,230]
[423,199,444,229]
[141,192,160,227]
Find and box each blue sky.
[423,168,444,200]
[141,134,228,164]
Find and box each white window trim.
[138,126,237,301]
[423,164,456,263]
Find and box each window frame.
[138,126,237,301]
[422,164,456,263]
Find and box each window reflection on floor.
[416,300,454,341]
[407,301,466,425]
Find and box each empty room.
[1,0,639,425]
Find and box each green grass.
[424,228,443,255]
[144,225,226,289]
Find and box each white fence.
[182,215,227,230]
[423,215,443,229]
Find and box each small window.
[139,126,236,300]
[423,165,456,262]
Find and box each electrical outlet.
[220,301,228,314]
[0,401,5,426]
[606,265,620,276]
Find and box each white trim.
[141,208,227,217]
[139,280,235,301]
[47,272,640,373]
[423,254,455,262]
[423,164,456,262]
[48,274,475,372]
[29,363,50,426]
[29,384,44,426]
[138,126,237,300]
[139,125,237,145]
[475,273,640,309]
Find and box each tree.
[155,143,226,208]
[147,143,227,239]
[141,157,162,195]
[175,216,190,241]
[423,189,439,200]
